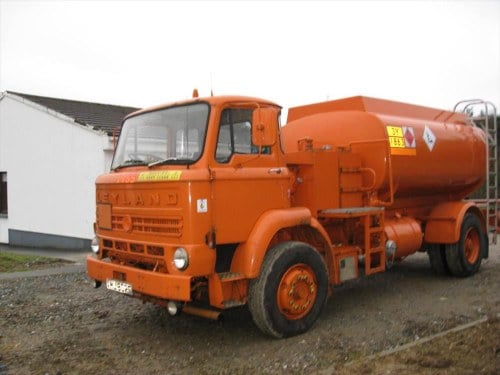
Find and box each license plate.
[106,279,133,296]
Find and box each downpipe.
[182,305,222,321]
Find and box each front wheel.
[248,241,329,338]
[445,213,486,277]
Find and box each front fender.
[230,207,312,278]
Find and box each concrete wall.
[0,94,112,248]
[9,229,91,250]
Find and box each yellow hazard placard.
[389,136,406,148]
[386,126,404,138]
[137,170,182,181]
[386,125,416,156]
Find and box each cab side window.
[215,108,270,163]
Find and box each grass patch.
[0,252,72,273]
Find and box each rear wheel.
[445,213,485,277]
[248,241,328,338]
[427,244,449,275]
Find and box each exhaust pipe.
[92,280,102,288]
[129,293,223,321]
[182,305,222,321]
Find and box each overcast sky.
[1,0,499,117]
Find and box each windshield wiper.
[148,157,193,168]
[113,159,148,170]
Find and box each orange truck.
[87,94,498,338]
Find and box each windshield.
[111,103,210,170]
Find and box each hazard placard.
[423,125,436,151]
[386,125,416,156]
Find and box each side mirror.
[252,107,278,147]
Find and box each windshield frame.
[111,102,211,171]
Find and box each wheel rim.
[277,264,317,320]
[464,227,480,264]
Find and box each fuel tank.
[282,96,486,201]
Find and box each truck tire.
[248,241,328,338]
[445,213,485,277]
[427,244,449,275]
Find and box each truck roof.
[124,95,280,121]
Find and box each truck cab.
[88,95,293,320]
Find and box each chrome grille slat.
[111,215,183,237]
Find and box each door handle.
[268,168,282,174]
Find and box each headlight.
[173,247,189,270]
[91,236,100,254]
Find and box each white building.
[0,91,138,249]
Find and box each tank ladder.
[454,100,498,244]
[362,209,386,275]
[319,207,386,275]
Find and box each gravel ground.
[0,244,499,374]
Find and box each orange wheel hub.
[464,227,480,264]
[277,264,317,320]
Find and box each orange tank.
[283,96,486,203]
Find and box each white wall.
[0,94,112,244]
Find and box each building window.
[0,172,7,215]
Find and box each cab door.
[210,106,289,244]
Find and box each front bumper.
[87,255,192,301]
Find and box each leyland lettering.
[97,192,166,207]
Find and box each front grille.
[130,243,145,253]
[147,246,164,256]
[102,240,165,257]
[112,215,183,237]
[115,241,127,251]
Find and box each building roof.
[7,91,139,136]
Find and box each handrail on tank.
[453,99,497,115]
[452,99,497,126]
[347,139,395,207]
[453,99,488,113]
[434,99,479,124]
[455,99,498,244]
[436,99,486,125]
[377,139,395,207]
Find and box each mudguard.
[230,207,331,278]
[424,201,485,244]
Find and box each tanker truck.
[87,94,498,338]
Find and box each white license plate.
[106,279,133,296]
